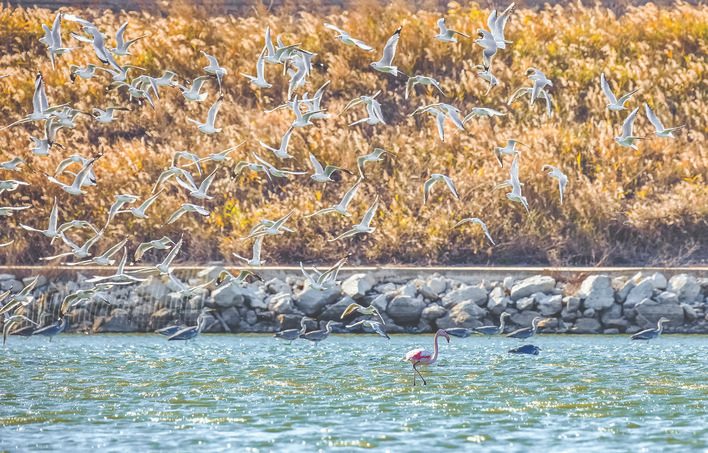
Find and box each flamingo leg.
[413,362,427,386]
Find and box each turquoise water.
[2,334,708,452]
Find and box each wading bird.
[631,317,671,341]
[32,318,66,342]
[168,311,215,341]
[506,316,543,339]
[474,312,511,335]
[300,320,338,342]
[274,317,311,343]
[404,329,450,386]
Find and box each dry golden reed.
[0,1,707,266]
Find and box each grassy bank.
[0,1,707,266]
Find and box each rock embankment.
[2,270,708,336]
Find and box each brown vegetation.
[0,1,707,267]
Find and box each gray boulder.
[538,294,563,317]
[655,291,679,305]
[568,318,601,334]
[370,294,389,313]
[564,296,581,312]
[319,295,357,321]
[276,314,302,330]
[451,300,487,320]
[510,275,555,301]
[516,296,535,312]
[267,293,296,315]
[421,304,446,322]
[510,310,541,328]
[342,274,374,300]
[615,279,635,303]
[650,272,667,290]
[211,284,246,309]
[624,279,654,308]
[634,299,685,329]
[294,287,342,317]
[503,276,515,292]
[668,274,701,303]
[441,285,488,309]
[220,307,241,331]
[418,284,439,301]
[682,303,697,323]
[427,277,447,296]
[134,278,170,304]
[578,275,615,311]
[387,295,425,325]
[93,309,136,332]
[600,303,623,325]
[397,283,418,298]
[266,278,291,295]
[149,308,176,330]
[487,287,509,315]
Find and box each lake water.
[2,333,708,452]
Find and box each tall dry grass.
[0,1,707,266]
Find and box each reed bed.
[0,1,706,266]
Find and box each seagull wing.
[206,96,223,127]
[309,152,325,174]
[621,107,639,139]
[341,303,364,319]
[644,103,664,132]
[442,175,459,199]
[600,73,618,105]
[360,195,379,227]
[378,26,402,66]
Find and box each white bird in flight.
[165,203,210,225]
[406,75,446,100]
[241,46,271,89]
[371,26,402,76]
[328,195,379,241]
[423,174,459,205]
[306,179,362,218]
[435,18,470,43]
[601,73,639,111]
[324,23,374,51]
[233,236,266,267]
[453,218,495,245]
[542,165,568,205]
[614,107,649,150]
[357,148,395,179]
[505,155,529,213]
[493,139,529,167]
[644,103,685,138]
[201,51,227,93]
[260,127,296,159]
[187,95,224,134]
[309,153,354,182]
[110,21,149,56]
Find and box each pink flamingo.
[404,329,450,386]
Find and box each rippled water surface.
[2,334,708,452]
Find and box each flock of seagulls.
[0,5,686,369]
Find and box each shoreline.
[2,267,707,337]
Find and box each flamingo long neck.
[299,318,308,335]
[325,322,333,335]
[431,331,443,363]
